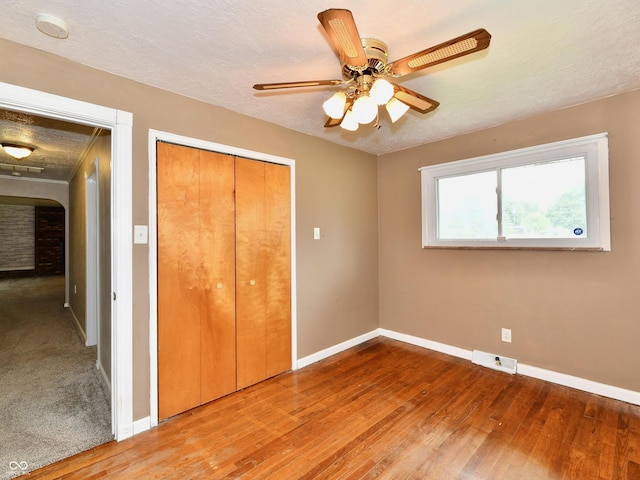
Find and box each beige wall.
[68,131,112,378]
[0,39,379,419]
[378,89,640,393]
[68,164,86,332]
[97,133,112,380]
[0,178,68,209]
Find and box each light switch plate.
[134,225,148,244]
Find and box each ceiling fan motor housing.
[341,38,389,79]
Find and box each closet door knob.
[216,283,223,289]
[249,279,256,286]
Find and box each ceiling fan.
[253,9,491,131]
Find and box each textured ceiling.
[2,0,640,159]
[0,109,98,181]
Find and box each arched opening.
[0,194,112,470]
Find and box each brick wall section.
[0,204,35,273]
[34,206,65,275]
[0,204,65,278]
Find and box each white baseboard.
[97,359,111,393]
[133,416,151,435]
[517,363,640,406]
[135,328,639,440]
[380,328,473,361]
[380,328,640,406]
[67,304,87,344]
[296,329,380,369]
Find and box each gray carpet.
[0,276,113,479]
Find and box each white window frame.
[420,133,610,250]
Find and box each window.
[420,133,610,250]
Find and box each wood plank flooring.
[24,337,640,479]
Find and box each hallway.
[0,275,112,479]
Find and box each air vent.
[0,162,44,174]
[472,350,517,375]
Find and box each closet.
[156,142,291,420]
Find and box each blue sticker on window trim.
[573,227,584,236]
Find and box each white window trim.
[420,133,610,250]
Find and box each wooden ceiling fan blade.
[253,79,346,90]
[324,116,342,128]
[317,9,368,68]
[389,29,491,76]
[392,84,439,114]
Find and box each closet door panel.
[158,145,292,413]
[235,158,268,389]
[236,158,291,389]
[264,162,292,378]
[199,150,237,403]
[157,142,202,420]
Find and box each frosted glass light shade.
[370,79,394,105]
[340,109,358,131]
[385,98,410,123]
[322,92,347,119]
[352,95,378,124]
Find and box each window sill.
[422,245,606,252]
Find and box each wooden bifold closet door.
[157,142,291,421]
[235,157,292,389]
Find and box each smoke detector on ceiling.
[35,14,69,39]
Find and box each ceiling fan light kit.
[340,110,359,131]
[253,8,491,134]
[369,78,394,105]
[323,91,347,119]
[386,98,411,123]
[352,95,378,124]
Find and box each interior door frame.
[0,81,134,441]
[148,129,297,427]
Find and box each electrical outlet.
[501,328,512,343]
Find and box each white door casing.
[0,81,134,441]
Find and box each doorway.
[0,81,134,440]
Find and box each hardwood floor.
[25,337,640,479]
